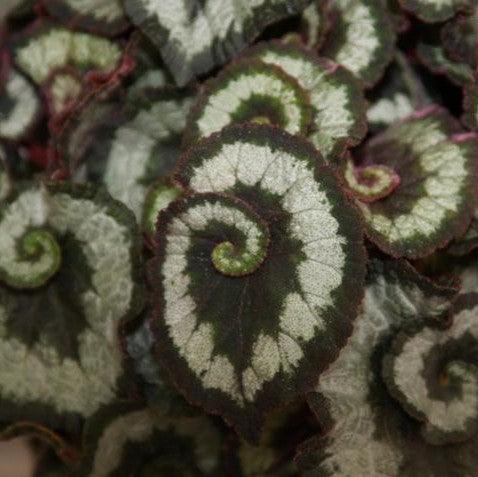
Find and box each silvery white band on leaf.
[151,123,366,441]
[123,0,310,86]
[0,183,144,432]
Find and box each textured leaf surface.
[320,0,396,87]
[244,41,367,162]
[13,22,122,85]
[150,124,366,441]
[399,0,468,22]
[123,0,310,86]
[357,107,478,259]
[78,401,225,476]
[0,182,144,431]
[184,58,312,147]
[298,259,467,477]
[43,0,129,36]
[0,66,40,141]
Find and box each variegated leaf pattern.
[78,88,194,223]
[123,0,311,86]
[142,179,183,235]
[78,401,225,476]
[382,294,478,445]
[297,259,474,477]
[356,107,478,259]
[150,124,366,441]
[244,41,367,163]
[342,156,400,203]
[183,58,312,147]
[0,182,144,431]
[300,0,330,49]
[43,0,129,36]
[320,0,396,87]
[0,65,41,141]
[13,22,122,86]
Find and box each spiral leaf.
[123,0,310,86]
[0,182,144,432]
[383,295,478,445]
[343,157,400,202]
[43,0,129,36]
[357,107,478,259]
[183,59,312,147]
[151,124,366,441]
[298,259,463,477]
[244,41,367,162]
[320,0,396,87]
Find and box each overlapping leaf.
[150,124,366,441]
[349,107,478,259]
[183,58,312,147]
[0,181,144,431]
[123,0,311,86]
[70,88,194,223]
[12,21,123,119]
[244,41,367,162]
[297,259,470,477]
[383,294,478,445]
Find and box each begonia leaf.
[150,123,366,441]
[183,58,312,147]
[355,107,478,259]
[320,0,396,87]
[243,41,367,162]
[0,181,144,432]
[123,0,311,86]
[298,258,465,477]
